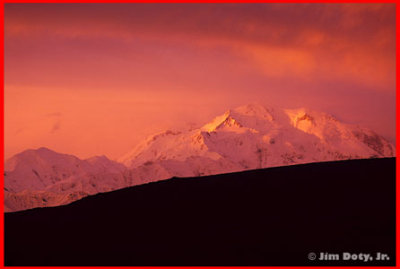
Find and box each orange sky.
[4,3,396,160]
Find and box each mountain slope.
[4,148,127,212]
[5,158,395,266]
[4,103,395,212]
[119,104,394,176]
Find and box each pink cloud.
[4,3,396,159]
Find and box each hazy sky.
[5,3,396,160]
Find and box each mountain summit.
[4,148,127,212]
[119,103,394,176]
[4,104,395,212]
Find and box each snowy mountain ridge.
[119,104,394,172]
[4,104,395,212]
[4,148,128,212]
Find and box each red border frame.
[0,1,398,268]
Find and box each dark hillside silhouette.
[5,158,395,266]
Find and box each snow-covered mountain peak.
[4,148,89,193]
[4,148,127,193]
[4,147,82,173]
[285,108,338,126]
[201,110,243,132]
[10,147,60,161]
[120,103,395,171]
[202,104,277,134]
[4,148,129,212]
[283,108,352,142]
[4,103,395,212]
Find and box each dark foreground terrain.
[5,158,396,266]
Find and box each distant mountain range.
[4,104,395,212]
